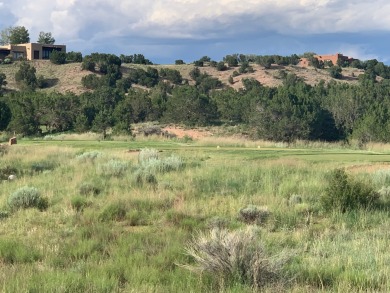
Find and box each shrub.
[0,165,18,180]
[8,186,48,211]
[238,205,270,225]
[182,227,291,288]
[71,196,89,212]
[98,159,128,177]
[30,160,58,173]
[99,202,127,222]
[79,182,102,196]
[0,211,9,219]
[288,194,303,206]
[50,51,66,65]
[138,148,159,163]
[321,169,379,212]
[76,151,102,162]
[0,239,41,264]
[134,169,158,187]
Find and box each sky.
[1,0,390,64]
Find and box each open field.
[1,134,390,292]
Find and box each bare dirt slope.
[0,61,364,94]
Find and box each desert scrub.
[78,181,102,196]
[0,239,41,264]
[321,168,379,212]
[99,202,127,222]
[30,159,58,173]
[182,227,292,289]
[134,168,158,187]
[98,159,129,177]
[76,151,102,162]
[0,165,19,180]
[8,186,48,211]
[238,205,270,225]
[138,148,159,163]
[71,195,89,212]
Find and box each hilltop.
[0,60,365,95]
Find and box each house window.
[33,50,40,59]
[13,51,24,60]
[42,47,62,59]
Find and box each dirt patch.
[163,126,213,139]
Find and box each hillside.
[0,60,365,94]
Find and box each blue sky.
[1,0,389,64]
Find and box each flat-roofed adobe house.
[0,43,66,61]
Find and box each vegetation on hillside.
[1,50,390,145]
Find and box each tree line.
[2,52,390,145]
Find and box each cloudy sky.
[1,0,389,64]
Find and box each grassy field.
[1,134,390,292]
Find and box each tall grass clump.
[0,239,41,264]
[30,159,58,173]
[78,181,102,196]
[321,169,379,212]
[98,159,129,177]
[8,186,48,211]
[182,227,292,289]
[99,202,127,222]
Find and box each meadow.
[1,133,390,292]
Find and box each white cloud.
[1,0,389,62]
[3,0,390,42]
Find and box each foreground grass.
[1,136,390,292]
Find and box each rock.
[8,174,16,181]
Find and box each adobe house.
[299,53,356,67]
[0,43,66,61]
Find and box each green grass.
[1,136,390,292]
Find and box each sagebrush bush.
[30,159,58,173]
[98,159,129,177]
[372,169,390,186]
[76,151,102,162]
[182,227,291,288]
[321,169,379,212]
[138,148,159,163]
[79,181,102,196]
[238,205,270,225]
[8,186,48,211]
[134,169,158,187]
